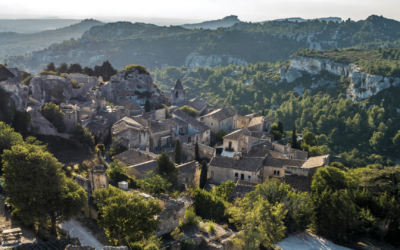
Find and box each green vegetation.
[94,186,162,246]
[107,160,137,189]
[178,105,197,118]
[211,180,235,202]
[125,64,150,75]
[191,187,226,222]
[109,137,128,158]
[137,173,171,196]
[1,123,87,235]
[156,151,179,186]
[41,102,66,133]
[199,161,208,189]
[22,76,33,86]
[185,207,200,226]
[71,124,95,148]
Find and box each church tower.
[171,79,186,104]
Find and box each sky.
[0,0,399,24]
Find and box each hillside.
[6,15,400,74]
[181,15,241,30]
[0,19,84,33]
[0,19,104,60]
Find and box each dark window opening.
[241,174,244,180]
[229,141,232,149]
[235,173,238,177]
[176,91,179,98]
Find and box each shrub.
[125,64,150,75]
[213,235,221,243]
[178,105,197,118]
[182,238,196,250]
[192,188,226,222]
[22,76,33,86]
[40,102,66,133]
[222,224,228,230]
[39,71,58,76]
[185,207,200,226]
[171,227,184,241]
[144,244,158,250]
[130,242,144,250]
[200,224,206,232]
[208,221,216,233]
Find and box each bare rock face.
[0,67,29,111]
[185,54,247,68]
[30,75,73,104]
[280,56,400,101]
[101,68,167,106]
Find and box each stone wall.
[75,175,91,193]
[155,194,189,237]
[237,115,251,128]
[113,128,150,151]
[209,165,261,184]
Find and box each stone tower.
[88,165,109,194]
[171,79,186,105]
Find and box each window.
[229,141,232,149]
[211,123,213,126]
[235,173,238,177]
[241,174,244,180]
[188,137,191,143]
[274,170,280,176]
[274,170,277,175]
[248,176,251,180]
[277,171,280,175]
[176,91,179,98]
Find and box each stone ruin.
[155,194,194,237]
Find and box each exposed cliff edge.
[280,56,400,101]
[185,54,247,68]
[0,67,29,111]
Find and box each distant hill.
[0,19,104,58]
[261,17,342,23]
[181,15,241,30]
[0,19,83,33]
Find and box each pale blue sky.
[0,0,398,24]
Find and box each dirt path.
[60,220,104,250]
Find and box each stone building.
[113,148,158,167]
[111,117,150,150]
[228,180,258,202]
[171,79,186,104]
[271,142,309,160]
[118,98,142,117]
[172,109,211,146]
[60,103,81,132]
[126,160,157,179]
[181,143,216,162]
[237,113,272,132]
[85,116,110,144]
[88,165,109,193]
[222,128,261,154]
[169,97,208,118]
[177,161,200,188]
[198,107,238,134]
[99,105,125,125]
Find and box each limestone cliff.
[185,54,247,68]
[0,67,29,111]
[30,75,74,104]
[280,56,400,101]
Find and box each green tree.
[0,122,23,174]
[137,173,171,196]
[195,142,199,161]
[303,132,317,146]
[216,129,228,143]
[369,131,385,151]
[83,67,94,76]
[58,62,68,73]
[393,130,400,149]
[107,160,136,188]
[93,61,118,81]
[157,151,179,185]
[211,180,235,201]
[192,188,226,221]
[2,145,87,235]
[229,198,287,250]
[199,161,208,189]
[291,126,297,149]
[67,63,83,74]
[277,121,284,135]
[71,124,95,147]
[311,166,348,193]
[178,105,197,118]
[174,140,181,165]
[41,102,66,132]
[144,100,151,112]
[94,186,162,245]
[45,62,56,72]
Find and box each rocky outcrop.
[27,106,69,138]
[0,67,29,111]
[280,56,400,100]
[101,68,168,106]
[185,54,247,68]
[30,75,74,104]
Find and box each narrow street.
[60,220,104,250]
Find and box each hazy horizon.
[1,0,399,25]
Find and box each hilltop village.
[1,64,330,249]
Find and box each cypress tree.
[175,139,181,165]
[278,121,284,135]
[156,151,178,185]
[291,125,297,149]
[145,100,151,112]
[200,161,208,189]
[261,109,265,116]
[195,142,199,161]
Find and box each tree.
[174,140,181,165]
[261,109,265,116]
[277,121,283,135]
[94,186,162,245]
[393,130,400,149]
[156,151,179,185]
[71,124,95,147]
[137,173,171,196]
[178,105,197,118]
[107,160,136,188]
[229,198,287,249]
[58,62,68,73]
[369,131,385,151]
[195,142,199,161]
[41,102,66,133]
[67,63,83,74]
[192,188,226,221]
[83,67,94,76]
[93,61,118,81]
[291,126,297,149]
[303,132,317,146]
[144,100,151,112]
[216,129,228,143]
[0,122,23,174]
[45,62,56,72]
[311,166,348,193]
[211,180,235,201]
[200,161,208,189]
[2,144,87,235]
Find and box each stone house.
[177,161,200,188]
[118,98,142,117]
[261,157,307,179]
[222,128,261,154]
[271,142,309,160]
[99,105,125,126]
[172,109,211,146]
[111,117,150,150]
[198,107,238,134]
[88,165,109,193]
[171,79,186,105]
[141,108,166,121]
[300,154,330,176]
[228,180,258,202]
[85,116,110,144]
[237,113,272,132]
[126,160,157,179]
[208,156,264,184]
[169,97,208,118]
[181,143,216,162]
[60,103,80,132]
[113,148,158,167]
